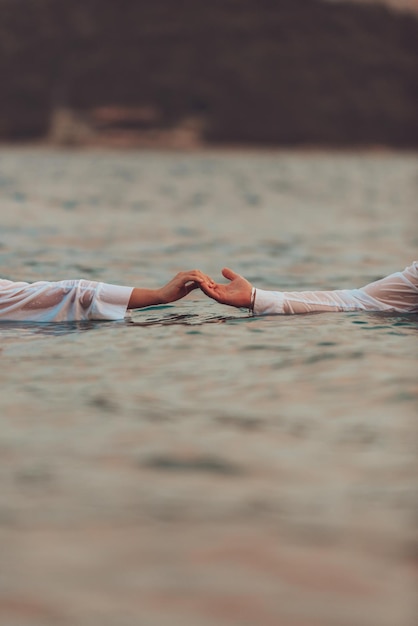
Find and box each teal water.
[0,148,417,626]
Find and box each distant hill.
[0,0,417,146]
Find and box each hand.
[156,269,214,304]
[128,270,213,309]
[200,267,253,308]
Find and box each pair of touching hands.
[128,268,253,310]
[160,268,253,308]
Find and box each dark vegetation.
[0,0,417,145]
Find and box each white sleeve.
[253,262,418,316]
[0,279,133,322]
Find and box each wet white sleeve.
[253,262,418,315]
[0,279,133,322]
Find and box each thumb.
[222,267,241,282]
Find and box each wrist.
[153,288,167,305]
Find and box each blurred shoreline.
[1,0,417,148]
[1,139,417,155]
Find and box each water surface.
[0,148,417,626]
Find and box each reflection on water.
[0,319,105,337]
[127,310,243,327]
[0,149,417,626]
[1,310,417,336]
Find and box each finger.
[183,271,215,286]
[199,283,222,300]
[222,267,241,282]
[191,270,215,284]
[199,282,214,295]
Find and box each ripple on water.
[1,150,416,620]
[141,454,243,475]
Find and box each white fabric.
[253,261,418,315]
[0,279,133,322]
[1,262,417,322]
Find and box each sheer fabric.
[1,262,417,322]
[0,279,133,322]
[253,262,418,315]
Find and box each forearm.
[127,288,164,309]
[0,279,133,322]
[253,265,418,315]
[253,288,367,315]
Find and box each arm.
[0,270,212,322]
[200,263,418,315]
[127,270,212,309]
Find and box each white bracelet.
[250,287,256,314]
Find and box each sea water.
[0,148,417,626]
